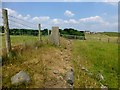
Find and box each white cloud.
[64,19,78,24]
[32,16,50,24]
[5,8,18,16]
[0,8,117,32]
[52,18,62,24]
[64,10,75,17]
[79,16,103,22]
[104,0,118,2]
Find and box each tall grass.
[73,40,118,88]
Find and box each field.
[1,33,119,88]
[2,35,42,48]
[73,40,118,88]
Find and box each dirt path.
[43,38,73,88]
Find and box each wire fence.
[85,35,119,44]
[2,13,41,49]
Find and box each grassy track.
[73,39,118,88]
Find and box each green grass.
[1,35,49,48]
[73,39,118,88]
[101,32,119,37]
[2,35,39,47]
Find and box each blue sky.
[0,2,118,32]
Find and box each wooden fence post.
[38,24,41,41]
[99,37,101,41]
[108,38,110,43]
[48,29,49,36]
[2,9,11,56]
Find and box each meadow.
[1,33,119,88]
[73,34,118,88]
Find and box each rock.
[53,70,59,74]
[101,84,108,90]
[35,46,38,50]
[96,73,104,81]
[87,72,93,77]
[60,52,63,55]
[66,69,74,85]
[81,67,88,72]
[11,70,30,85]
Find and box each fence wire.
[2,14,40,48]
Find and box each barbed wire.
[8,15,37,26]
[8,17,37,28]
[9,23,29,29]
[8,19,36,29]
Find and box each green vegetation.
[73,38,118,88]
[59,28,85,36]
[0,26,85,37]
[101,32,119,37]
[2,35,39,48]
[1,27,119,88]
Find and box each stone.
[100,84,108,90]
[11,70,30,85]
[53,70,59,74]
[66,69,74,85]
[87,72,93,77]
[49,27,60,46]
[96,73,104,81]
[81,67,88,72]
[35,46,38,50]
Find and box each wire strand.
[8,19,36,29]
[8,15,37,26]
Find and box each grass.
[101,32,119,37]
[1,34,119,88]
[2,42,61,88]
[1,35,49,48]
[85,33,118,43]
[72,37,118,88]
[1,35,72,88]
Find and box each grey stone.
[66,69,74,85]
[53,70,59,74]
[87,72,93,77]
[11,70,30,85]
[35,46,38,50]
[81,67,88,72]
[49,27,60,46]
[100,84,108,90]
[96,73,104,81]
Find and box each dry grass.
[2,37,73,88]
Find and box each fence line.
[8,15,36,26]
[86,37,119,44]
[8,19,36,29]
[2,9,42,57]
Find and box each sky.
[0,1,119,32]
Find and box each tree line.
[0,26,85,36]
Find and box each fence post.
[99,37,101,41]
[38,24,41,41]
[48,29,49,36]
[108,38,110,43]
[2,9,11,56]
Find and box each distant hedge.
[0,26,85,36]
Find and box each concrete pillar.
[49,27,60,46]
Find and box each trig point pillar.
[50,27,60,46]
